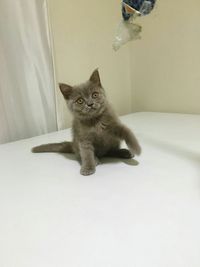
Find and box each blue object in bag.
[113,0,157,50]
[122,0,156,20]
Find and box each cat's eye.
[92,92,99,99]
[76,98,84,104]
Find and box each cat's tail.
[32,141,73,153]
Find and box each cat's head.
[59,69,107,119]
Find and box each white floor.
[0,112,200,267]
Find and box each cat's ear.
[59,83,73,99]
[90,69,101,86]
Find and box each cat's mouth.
[85,109,96,114]
[80,107,100,117]
[77,105,105,119]
[85,106,97,112]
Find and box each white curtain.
[0,0,57,144]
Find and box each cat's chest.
[74,120,110,140]
[73,114,117,143]
[85,121,108,137]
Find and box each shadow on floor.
[60,152,139,166]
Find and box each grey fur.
[32,69,141,176]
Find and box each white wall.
[130,0,200,114]
[48,0,133,129]
[48,0,200,126]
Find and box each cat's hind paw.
[118,149,133,159]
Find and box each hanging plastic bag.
[113,0,156,51]
[113,20,142,51]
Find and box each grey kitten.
[32,69,141,176]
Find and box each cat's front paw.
[80,167,96,176]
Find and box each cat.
[32,69,141,176]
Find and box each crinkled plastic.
[113,0,156,51]
[113,20,142,51]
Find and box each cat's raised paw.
[129,145,142,157]
[80,167,96,176]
